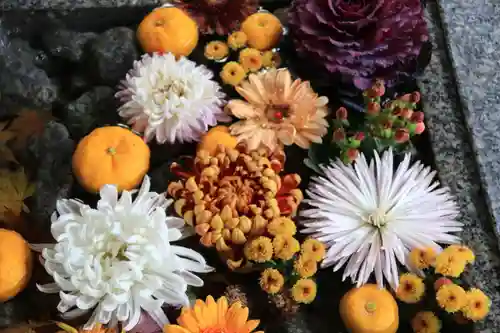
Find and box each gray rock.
[89,27,139,86]
[42,29,96,63]
[0,34,59,116]
[61,86,119,140]
[28,121,74,226]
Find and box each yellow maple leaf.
[0,121,17,164]
[0,168,35,222]
[7,109,56,151]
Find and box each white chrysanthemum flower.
[115,52,230,144]
[32,176,212,331]
[299,149,462,289]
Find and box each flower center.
[102,238,129,262]
[152,74,190,112]
[363,209,388,228]
[265,104,289,122]
[216,176,255,210]
[201,328,229,333]
[204,0,228,6]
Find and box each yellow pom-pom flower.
[443,245,475,264]
[409,247,437,270]
[434,251,466,277]
[293,255,318,278]
[300,238,325,262]
[436,284,467,313]
[411,311,441,333]
[461,288,490,321]
[261,50,281,68]
[244,236,273,263]
[228,31,248,50]
[220,61,247,86]
[272,235,300,261]
[259,268,284,294]
[267,217,297,236]
[239,48,263,72]
[204,40,229,61]
[291,278,317,304]
[395,273,426,304]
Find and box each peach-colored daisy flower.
[225,68,329,152]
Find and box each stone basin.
[1,0,499,332]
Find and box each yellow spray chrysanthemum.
[244,236,273,263]
[411,311,441,333]
[259,268,284,294]
[436,284,467,313]
[267,217,297,236]
[443,245,475,264]
[293,255,318,278]
[220,61,247,86]
[409,247,437,270]
[300,238,326,262]
[434,251,466,277]
[204,41,229,61]
[239,48,263,72]
[272,235,300,260]
[461,288,490,321]
[228,31,248,50]
[395,273,426,304]
[261,50,281,68]
[291,278,317,304]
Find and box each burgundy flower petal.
[288,0,429,86]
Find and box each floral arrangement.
[1,1,493,333]
[395,245,490,332]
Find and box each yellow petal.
[243,319,260,333]
[217,296,229,325]
[163,325,192,333]
[194,299,209,327]
[178,310,200,332]
[227,303,249,333]
[205,296,217,326]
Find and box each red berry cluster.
[332,80,426,163]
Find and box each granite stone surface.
[0,0,160,10]
[420,1,500,331]
[435,0,500,243]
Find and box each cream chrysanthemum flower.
[116,53,229,144]
[299,149,462,289]
[32,176,213,331]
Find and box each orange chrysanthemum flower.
[164,296,263,333]
[226,68,329,152]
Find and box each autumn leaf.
[0,167,35,224]
[7,109,56,151]
[0,121,17,164]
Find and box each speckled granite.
[420,1,500,331]
[435,0,500,242]
[0,0,160,10]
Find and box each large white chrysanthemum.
[299,149,462,289]
[116,53,230,144]
[32,176,212,331]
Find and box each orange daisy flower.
[164,296,263,333]
[226,68,329,152]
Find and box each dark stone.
[42,29,97,63]
[0,33,59,116]
[60,86,120,140]
[88,27,139,86]
[27,121,74,227]
[69,72,92,96]
[148,162,177,193]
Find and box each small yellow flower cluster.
[203,31,282,87]
[255,235,325,305]
[401,244,490,330]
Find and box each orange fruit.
[198,126,238,156]
[137,7,199,57]
[0,229,32,302]
[241,12,283,51]
[72,126,150,193]
[339,284,399,333]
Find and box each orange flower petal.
[243,319,260,333]
[163,325,192,333]
[217,296,229,325]
[227,303,249,333]
[177,310,200,332]
[205,296,217,327]
[194,299,209,328]
[227,100,260,119]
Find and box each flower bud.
[251,215,267,235]
[231,228,247,245]
[415,122,426,135]
[367,102,381,115]
[399,94,412,102]
[239,216,252,233]
[354,132,365,141]
[411,111,425,123]
[373,80,386,96]
[381,128,393,139]
[411,91,421,103]
[392,107,403,117]
[220,205,233,221]
[434,277,453,291]
[335,107,348,120]
[365,88,378,98]
[342,148,359,164]
[332,128,346,142]
[394,128,410,143]
[210,215,224,230]
[401,108,413,119]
